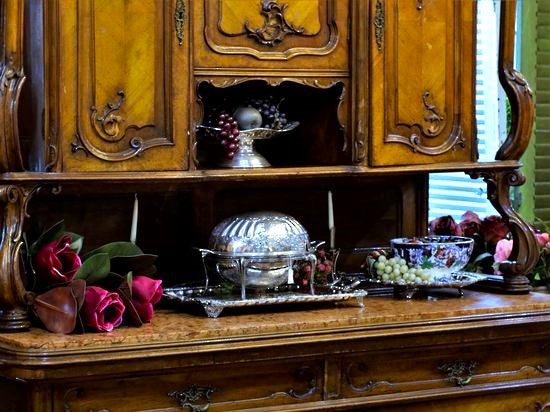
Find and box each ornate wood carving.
[422,91,446,136]
[467,169,538,293]
[345,362,393,393]
[374,0,384,51]
[0,185,37,331]
[90,90,126,143]
[175,0,186,46]
[536,401,550,412]
[63,387,111,412]
[496,0,534,161]
[0,0,25,173]
[75,0,175,162]
[244,0,305,47]
[205,0,338,60]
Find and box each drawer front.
[55,359,323,411]
[193,0,349,72]
[341,339,550,399]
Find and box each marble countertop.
[1,291,550,355]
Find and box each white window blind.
[428,0,503,222]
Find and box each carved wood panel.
[50,0,189,171]
[194,0,349,72]
[369,0,475,166]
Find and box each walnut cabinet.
[0,0,544,410]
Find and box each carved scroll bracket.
[422,91,445,136]
[0,56,25,173]
[0,185,38,331]
[245,0,305,47]
[467,169,538,292]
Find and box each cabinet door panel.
[50,0,189,171]
[370,0,475,166]
[193,0,349,73]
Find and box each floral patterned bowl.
[390,236,474,281]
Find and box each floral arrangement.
[428,212,550,288]
[23,221,163,334]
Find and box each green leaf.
[110,254,158,275]
[74,253,111,284]
[420,257,435,269]
[66,232,84,254]
[127,271,133,292]
[83,242,143,261]
[29,220,66,255]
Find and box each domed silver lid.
[208,211,310,256]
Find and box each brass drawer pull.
[438,360,478,387]
[168,385,216,411]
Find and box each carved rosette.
[0,185,37,331]
[245,0,305,47]
[468,169,538,292]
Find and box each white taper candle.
[130,193,138,244]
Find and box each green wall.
[519,0,537,222]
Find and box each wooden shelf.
[0,161,523,187]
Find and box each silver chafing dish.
[198,211,318,299]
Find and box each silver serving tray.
[163,286,368,318]
[365,271,487,299]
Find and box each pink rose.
[459,211,482,238]
[480,216,510,245]
[34,235,82,284]
[131,276,163,323]
[428,216,462,236]
[81,286,125,332]
[494,239,513,263]
[535,233,550,248]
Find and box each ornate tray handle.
[438,360,478,387]
[168,385,216,411]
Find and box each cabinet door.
[369,0,475,166]
[193,0,349,73]
[48,0,189,172]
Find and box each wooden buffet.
[0,0,546,410]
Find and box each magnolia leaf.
[68,279,86,310]
[32,286,77,334]
[110,254,158,275]
[74,253,110,283]
[127,271,133,292]
[83,242,143,261]
[29,220,66,255]
[118,280,143,327]
[66,232,84,254]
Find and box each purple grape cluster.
[246,97,288,130]
[216,113,240,159]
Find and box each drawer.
[340,338,550,399]
[192,0,349,73]
[55,359,323,411]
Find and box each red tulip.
[428,216,462,236]
[81,286,125,332]
[131,276,163,323]
[459,211,482,238]
[480,216,510,245]
[34,235,81,284]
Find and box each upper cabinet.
[44,0,190,172]
[369,0,476,166]
[192,0,349,73]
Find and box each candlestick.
[328,190,335,249]
[130,193,138,244]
